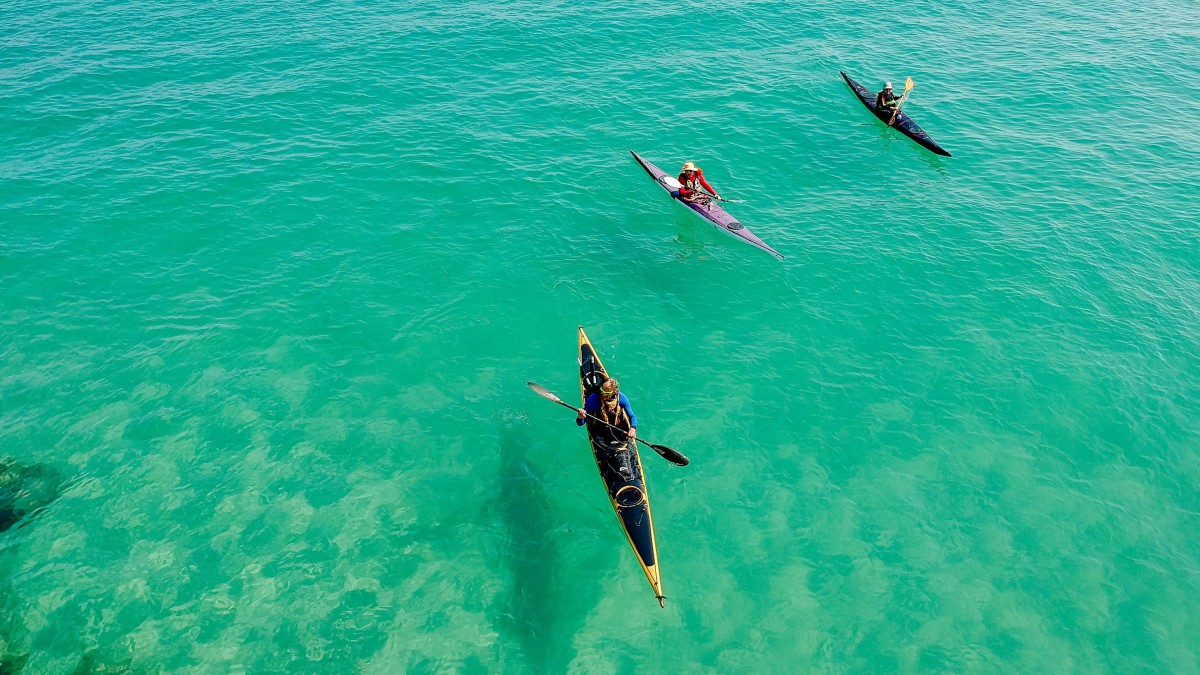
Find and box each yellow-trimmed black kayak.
[577,326,664,607]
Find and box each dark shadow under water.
[0,458,67,671]
[0,459,63,535]
[871,122,952,176]
[486,417,601,672]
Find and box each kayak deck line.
[629,150,784,259]
[578,326,665,607]
[840,71,952,157]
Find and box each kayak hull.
[630,150,784,259]
[840,71,951,157]
[578,326,665,607]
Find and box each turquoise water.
[3,0,1200,670]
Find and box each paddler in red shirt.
[677,161,721,204]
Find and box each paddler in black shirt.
[875,82,899,116]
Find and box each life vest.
[589,395,631,447]
[680,171,704,192]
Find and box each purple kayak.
[630,151,783,259]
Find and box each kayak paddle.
[888,76,914,126]
[658,175,744,204]
[526,381,690,467]
[704,193,744,204]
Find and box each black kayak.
[578,326,665,607]
[840,71,951,157]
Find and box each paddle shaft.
[690,188,743,204]
[547,396,640,443]
[578,402,689,466]
[665,173,743,204]
[705,191,743,204]
[888,77,914,125]
[527,381,688,466]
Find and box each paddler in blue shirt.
[576,377,638,447]
[875,82,899,116]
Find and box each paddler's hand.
[576,411,585,422]
[628,428,637,442]
[713,194,722,201]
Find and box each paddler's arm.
[577,394,598,425]
[695,171,721,200]
[618,393,638,440]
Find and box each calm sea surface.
[3,0,1199,671]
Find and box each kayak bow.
[578,326,665,607]
[630,150,784,259]
[840,71,951,157]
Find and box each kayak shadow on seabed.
[0,457,68,672]
[669,227,714,262]
[485,417,598,672]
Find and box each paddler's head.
[883,82,893,92]
[600,379,620,406]
[680,161,698,175]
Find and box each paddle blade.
[526,381,564,404]
[904,76,914,92]
[649,443,689,467]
